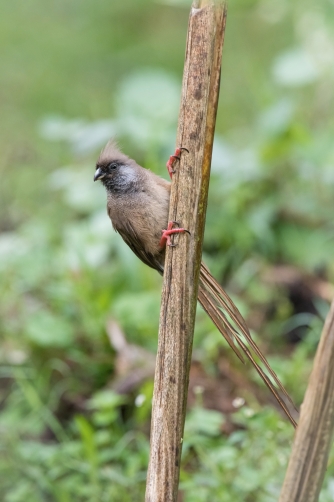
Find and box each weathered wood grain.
[279,298,334,502]
[145,1,227,501]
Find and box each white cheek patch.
[121,165,137,183]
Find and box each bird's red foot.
[166,147,189,179]
[160,221,190,248]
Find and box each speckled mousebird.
[94,140,297,426]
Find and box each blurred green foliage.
[1,0,334,500]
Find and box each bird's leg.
[160,221,190,248]
[163,147,190,246]
[166,147,189,179]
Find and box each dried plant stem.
[145,1,227,501]
[279,298,334,502]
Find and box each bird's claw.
[166,147,189,179]
[160,221,191,248]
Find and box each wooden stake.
[145,2,227,501]
[279,298,334,502]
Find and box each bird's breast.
[107,187,169,257]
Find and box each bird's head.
[94,141,140,193]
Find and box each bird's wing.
[108,206,164,274]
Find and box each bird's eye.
[108,162,118,170]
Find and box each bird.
[94,140,298,427]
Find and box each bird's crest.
[98,139,129,165]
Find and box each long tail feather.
[199,263,298,427]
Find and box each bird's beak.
[94,167,104,181]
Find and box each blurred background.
[1,0,334,500]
